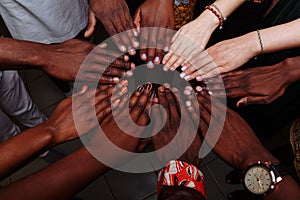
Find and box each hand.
[45,84,128,146]
[133,0,175,68]
[205,63,290,107]
[179,32,258,81]
[162,9,219,71]
[84,9,97,38]
[152,86,201,166]
[43,40,135,83]
[185,91,278,171]
[89,0,139,54]
[88,83,155,166]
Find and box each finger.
[164,27,174,53]
[165,88,180,120]
[122,6,139,47]
[146,48,156,69]
[85,10,97,38]
[98,75,120,85]
[140,28,149,60]
[236,96,268,108]
[103,67,126,77]
[130,83,152,122]
[111,59,135,70]
[183,53,212,76]
[96,105,113,123]
[129,85,144,111]
[133,8,141,34]
[104,21,127,52]
[154,28,165,64]
[137,91,156,126]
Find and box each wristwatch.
[243,161,289,195]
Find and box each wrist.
[197,9,220,31]
[244,31,263,58]
[283,57,300,85]
[42,119,60,146]
[240,150,279,171]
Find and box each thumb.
[133,8,141,34]
[237,96,266,108]
[84,10,97,38]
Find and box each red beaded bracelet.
[205,5,226,30]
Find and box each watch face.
[244,165,273,195]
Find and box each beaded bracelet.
[205,4,226,30]
[256,29,264,55]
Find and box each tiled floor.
[0,69,270,200]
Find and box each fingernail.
[145,82,152,91]
[184,75,191,81]
[180,72,186,79]
[158,86,165,93]
[130,63,136,70]
[133,40,139,48]
[203,78,208,83]
[163,83,170,89]
[195,86,203,92]
[181,66,187,71]
[186,86,193,91]
[163,66,169,71]
[147,61,154,69]
[208,91,213,95]
[163,46,169,51]
[137,85,144,93]
[126,70,133,77]
[121,80,128,86]
[124,55,129,61]
[129,49,136,55]
[125,92,131,98]
[141,53,147,60]
[184,89,191,96]
[112,99,121,108]
[154,57,160,63]
[150,91,156,98]
[113,77,120,83]
[133,30,139,37]
[121,87,128,94]
[186,100,192,107]
[170,67,176,71]
[172,87,178,93]
[120,45,126,52]
[196,76,202,81]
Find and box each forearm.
[249,19,300,56]
[0,147,109,200]
[0,37,46,70]
[0,123,53,178]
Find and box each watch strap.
[269,162,289,178]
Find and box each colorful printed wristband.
[157,160,206,198]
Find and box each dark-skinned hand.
[44,40,135,84]
[205,62,291,107]
[88,83,155,166]
[152,86,201,166]
[134,0,175,68]
[89,0,139,54]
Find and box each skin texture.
[179,18,300,81]
[89,0,139,54]
[133,0,175,68]
[163,0,246,72]
[0,85,154,200]
[203,56,300,107]
[0,84,128,178]
[152,86,201,166]
[0,38,134,83]
[185,91,300,200]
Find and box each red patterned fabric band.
[157,160,206,198]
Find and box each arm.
[205,56,300,106]
[181,18,300,80]
[133,0,175,68]
[0,37,134,83]
[0,84,154,199]
[163,0,246,71]
[186,92,300,200]
[0,85,125,178]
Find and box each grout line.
[104,175,117,200]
